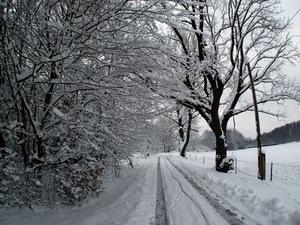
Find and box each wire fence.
[186,154,300,186]
[0,165,87,209]
[235,159,300,185]
[0,162,120,209]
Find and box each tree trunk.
[0,132,5,148]
[215,133,228,172]
[179,144,186,157]
[179,110,192,157]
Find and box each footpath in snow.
[1,142,300,225]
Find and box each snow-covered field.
[0,142,299,225]
[179,142,300,225]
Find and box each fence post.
[203,156,205,164]
[195,155,197,161]
[235,158,237,174]
[270,162,273,181]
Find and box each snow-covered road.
[1,154,243,225]
[1,144,300,225]
[158,156,230,225]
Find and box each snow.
[160,157,229,225]
[52,107,67,119]
[185,142,300,225]
[1,142,300,225]
[244,54,250,64]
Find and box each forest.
[260,120,300,146]
[196,120,300,151]
[1,0,299,208]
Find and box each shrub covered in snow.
[219,156,235,172]
[0,149,121,209]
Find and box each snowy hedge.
[0,149,121,209]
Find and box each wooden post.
[203,156,205,164]
[246,62,266,180]
[235,158,237,174]
[270,162,273,181]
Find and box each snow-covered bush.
[0,150,118,209]
[220,156,235,171]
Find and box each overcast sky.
[228,0,300,138]
[199,0,300,139]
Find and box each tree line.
[256,120,300,147]
[198,120,300,151]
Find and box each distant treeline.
[243,120,300,148]
[258,120,300,146]
[197,120,300,151]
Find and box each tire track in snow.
[163,157,211,225]
[166,157,261,225]
[154,156,168,225]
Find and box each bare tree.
[0,0,160,163]
[150,0,300,172]
[176,105,195,157]
[0,0,165,206]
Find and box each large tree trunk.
[212,120,231,173]
[215,133,228,172]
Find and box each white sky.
[235,0,300,138]
[200,0,300,138]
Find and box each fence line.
[236,159,257,164]
[235,158,300,185]
[270,162,300,168]
[0,162,120,209]
[0,165,86,209]
[186,153,300,186]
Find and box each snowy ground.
[1,142,300,225]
